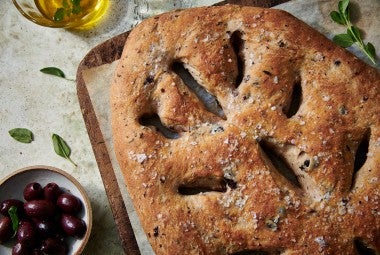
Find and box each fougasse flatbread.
[110,5,380,255]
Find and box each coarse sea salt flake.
[136,153,147,163]
[314,236,327,248]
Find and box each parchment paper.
[81,0,379,254]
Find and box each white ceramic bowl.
[0,165,92,255]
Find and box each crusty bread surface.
[110,5,380,255]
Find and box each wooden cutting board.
[76,1,289,254]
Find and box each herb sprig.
[330,0,377,65]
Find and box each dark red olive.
[0,199,24,217]
[60,214,87,238]
[23,182,43,201]
[33,219,58,238]
[12,241,31,255]
[43,183,62,203]
[56,193,82,215]
[0,216,13,244]
[24,200,56,219]
[17,220,37,247]
[40,237,67,255]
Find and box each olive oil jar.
[12,0,109,29]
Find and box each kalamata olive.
[17,220,37,247]
[33,219,58,238]
[56,193,82,215]
[0,199,24,217]
[40,237,67,255]
[24,200,56,219]
[60,214,87,238]
[43,183,62,203]
[23,182,43,201]
[0,216,13,244]
[12,241,31,255]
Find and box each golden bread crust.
[111,5,380,255]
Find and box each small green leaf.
[40,67,66,78]
[346,28,358,43]
[330,11,345,25]
[365,42,376,60]
[351,26,361,40]
[338,0,350,16]
[8,128,33,143]
[53,8,65,22]
[52,134,77,166]
[345,7,350,23]
[8,206,19,236]
[333,33,355,48]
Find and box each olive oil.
[34,0,108,28]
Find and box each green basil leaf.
[8,128,34,143]
[8,206,19,235]
[53,8,65,22]
[338,0,350,17]
[330,11,345,25]
[52,134,77,166]
[40,67,66,78]
[333,33,355,48]
[365,42,376,60]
